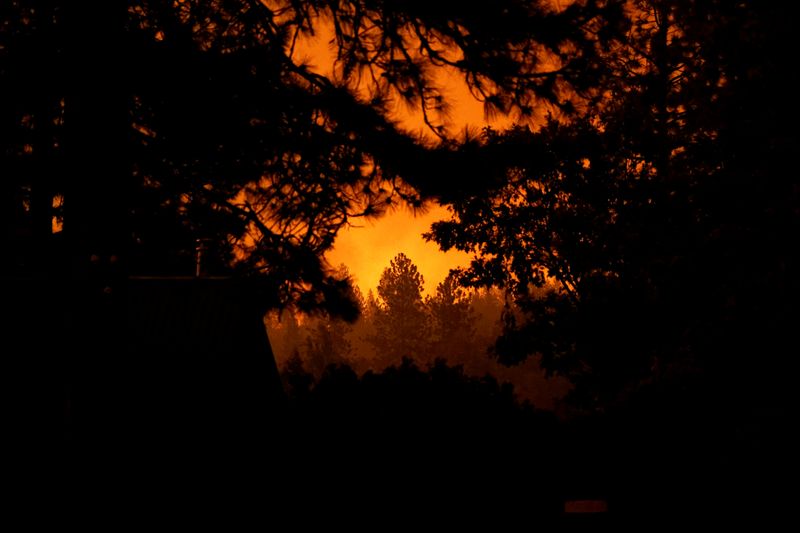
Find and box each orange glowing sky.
[324,81,506,295]
[326,205,471,296]
[296,30,516,294]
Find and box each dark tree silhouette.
[368,253,430,365]
[428,1,798,410]
[426,272,476,364]
[4,2,792,519]
[303,317,353,376]
[280,357,564,521]
[1,1,630,455]
[1,0,627,313]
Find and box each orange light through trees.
[292,26,512,293]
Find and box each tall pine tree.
[369,253,430,366]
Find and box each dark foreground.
[4,280,788,527]
[8,361,787,528]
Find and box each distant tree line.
[267,252,569,409]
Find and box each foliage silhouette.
[3,2,792,519]
[428,0,798,408]
[3,0,623,463]
[281,357,565,519]
[368,253,431,365]
[426,272,476,363]
[1,0,627,314]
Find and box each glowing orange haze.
[326,205,471,296]
[296,32,513,294]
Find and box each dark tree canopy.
[426,272,476,363]
[3,0,794,413]
[0,0,626,316]
[428,1,798,407]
